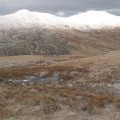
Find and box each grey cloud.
[0,0,120,15]
[107,9,120,16]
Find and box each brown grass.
[0,50,120,119]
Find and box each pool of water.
[6,72,59,85]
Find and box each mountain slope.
[65,11,120,28]
[0,26,120,56]
[0,10,120,56]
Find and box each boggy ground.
[0,51,120,120]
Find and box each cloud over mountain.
[0,0,120,15]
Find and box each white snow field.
[0,9,120,29]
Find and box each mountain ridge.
[1,9,120,29]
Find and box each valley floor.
[0,51,120,120]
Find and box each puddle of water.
[6,73,59,85]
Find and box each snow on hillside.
[0,9,63,29]
[13,9,62,24]
[0,9,120,29]
[65,11,120,28]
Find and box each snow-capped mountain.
[65,11,120,28]
[0,10,120,56]
[0,9,63,29]
[0,9,120,29]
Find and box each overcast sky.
[0,0,120,16]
